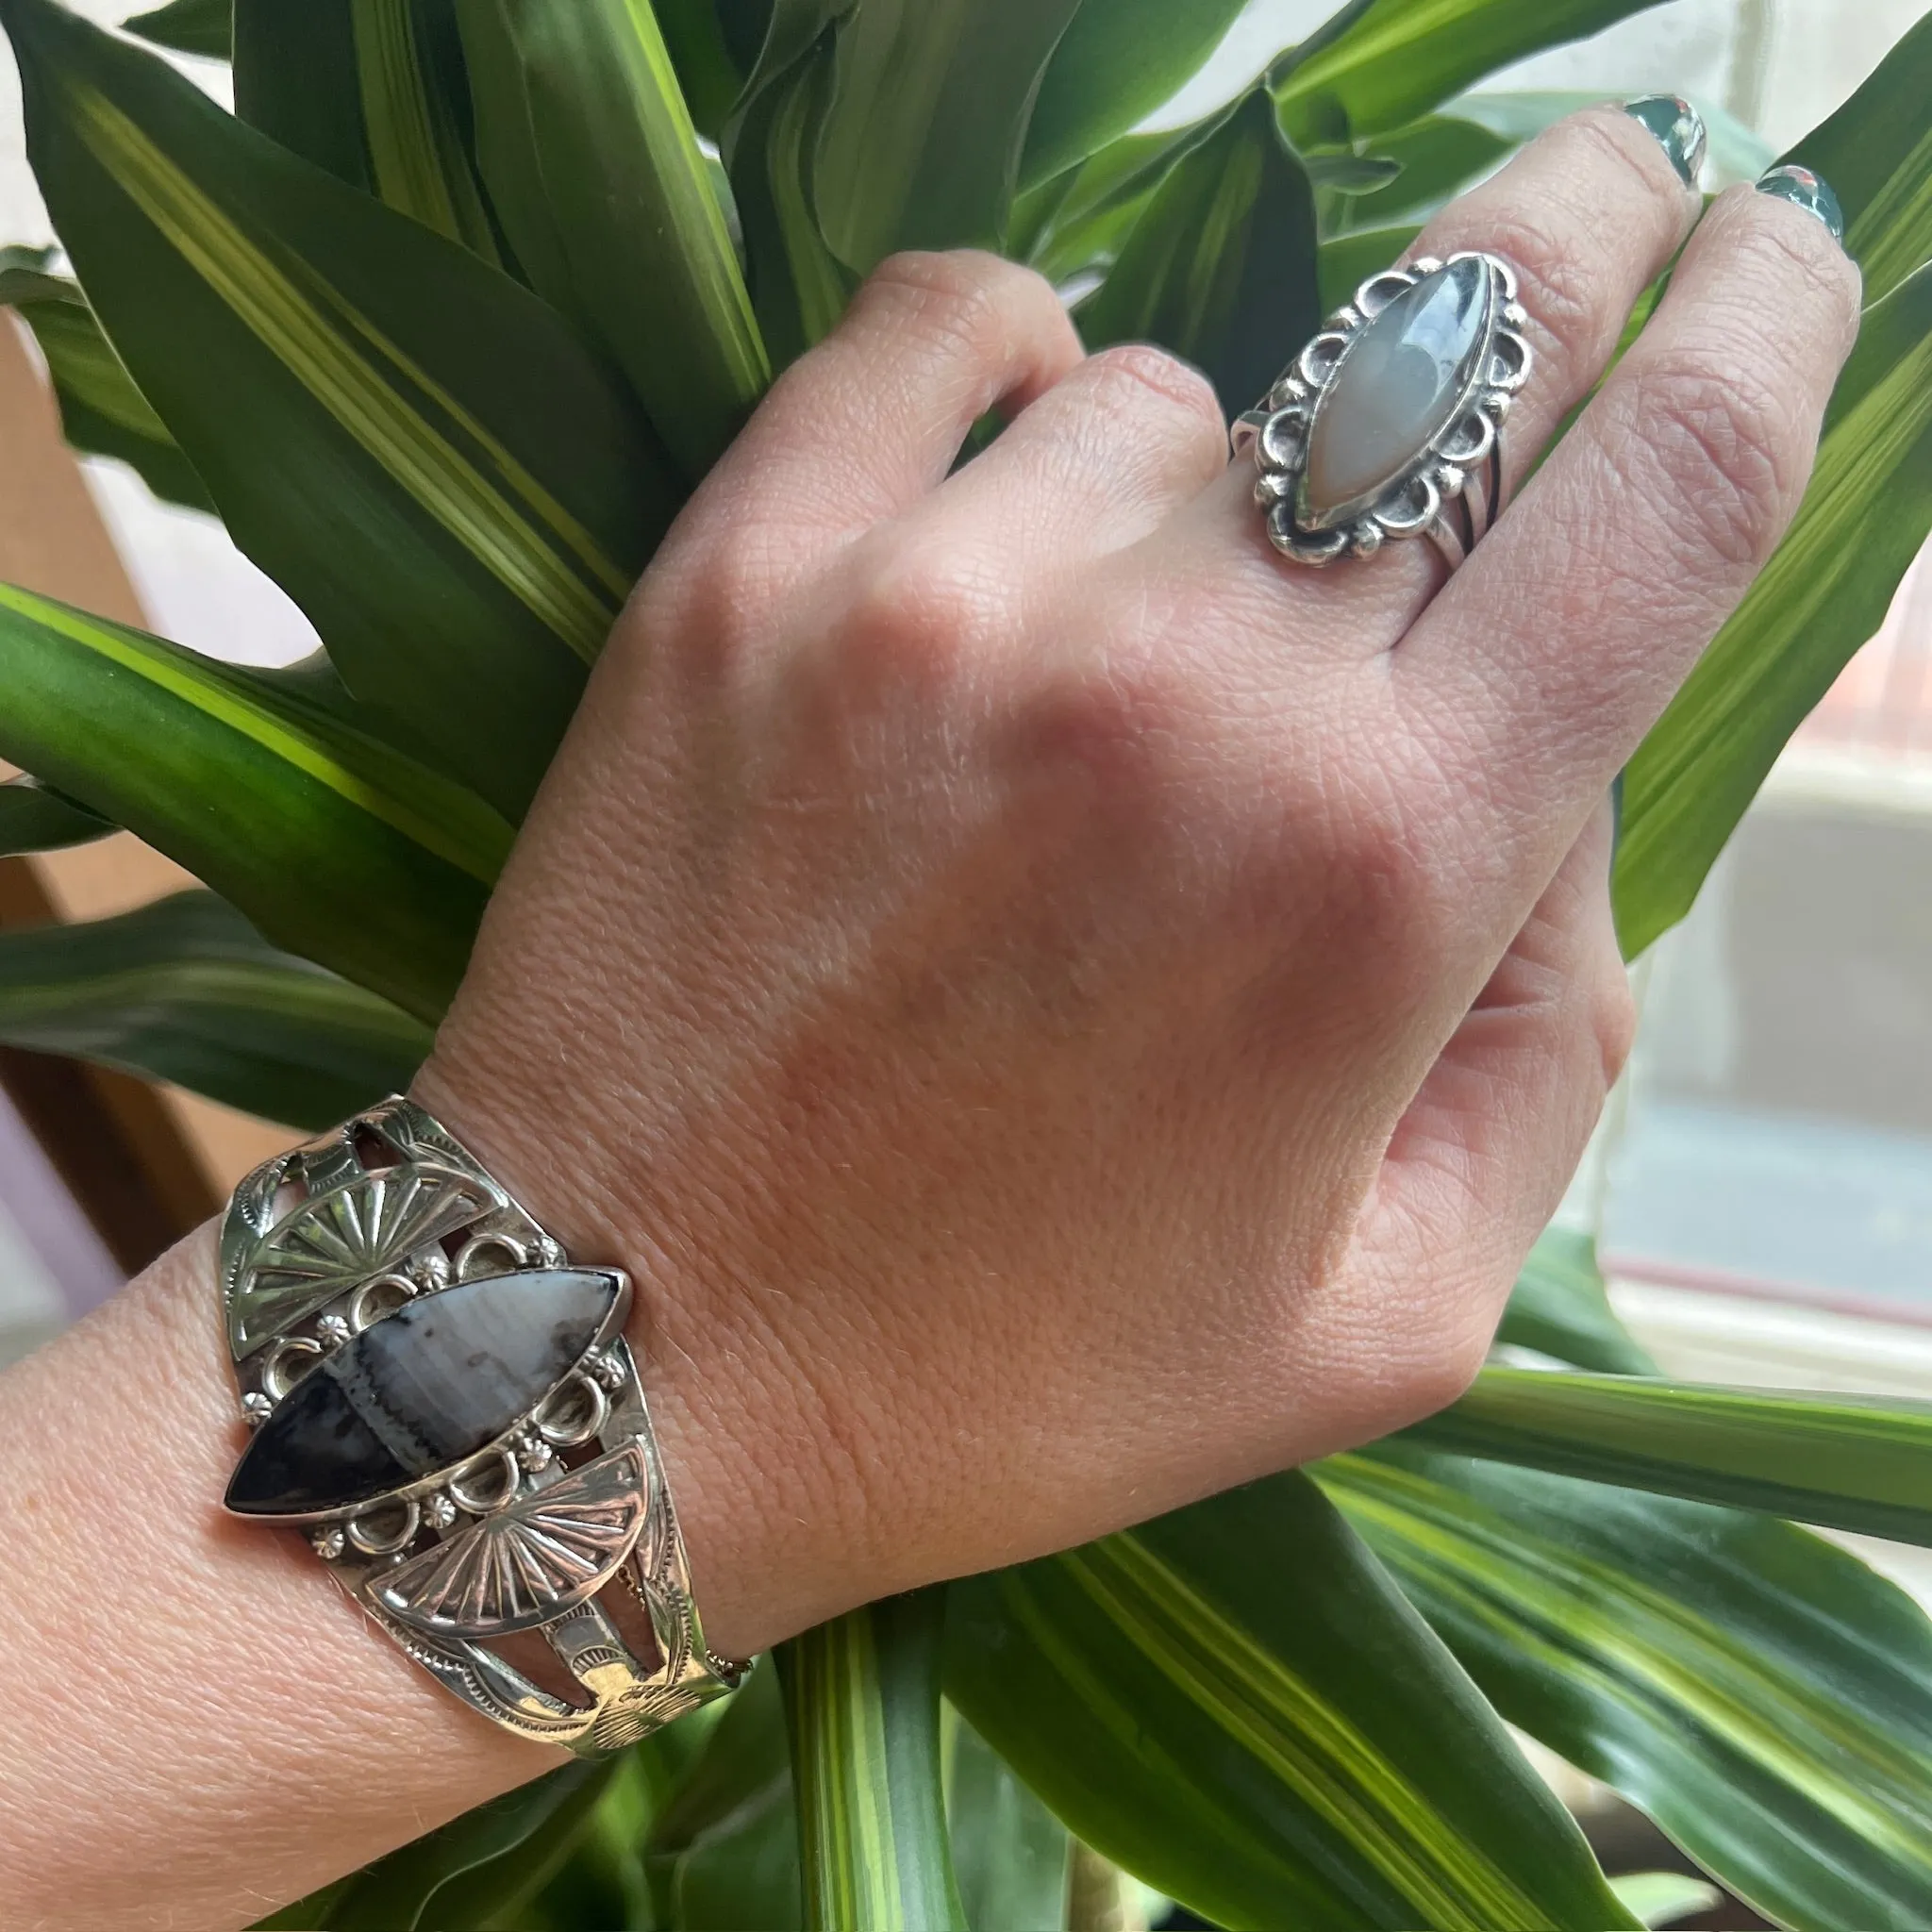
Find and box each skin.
[0,108,1860,1929]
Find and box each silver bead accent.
[518,1433,556,1473]
[316,1312,353,1349]
[311,1524,346,1560]
[424,1491,458,1531]
[242,1391,275,1427]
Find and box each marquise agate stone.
[1304,255,1493,525]
[225,1268,621,1518]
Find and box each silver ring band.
[1232,251,1534,573]
[220,1095,745,1757]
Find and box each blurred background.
[4,2,1931,1435]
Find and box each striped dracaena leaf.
[1323,1447,1932,1931]
[456,0,769,480]
[234,0,499,261]
[0,580,505,1020]
[780,1595,967,1932]
[0,773,113,856]
[1495,1227,1659,1375]
[0,891,431,1130]
[946,1473,1633,1931]
[1785,3,1932,302]
[1615,259,1932,956]
[1410,1366,1932,1545]
[1018,0,1249,192]
[810,0,1085,272]
[4,0,679,819]
[1272,0,1671,146]
[125,0,231,60]
[0,242,212,511]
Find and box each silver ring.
[1231,251,1533,573]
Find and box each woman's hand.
[418,105,1859,1659]
[0,102,1861,1932]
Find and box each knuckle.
[1082,342,1224,437]
[1569,105,1690,222]
[830,533,990,699]
[1307,768,1456,969]
[634,521,777,680]
[1462,205,1613,391]
[860,248,1060,356]
[1593,961,1638,1091]
[1621,351,1803,568]
[1008,646,1199,813]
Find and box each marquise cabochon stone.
[225,1268,620,1518]
[1303,255,1492,524]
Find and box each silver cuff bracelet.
[219,1095,745,1755]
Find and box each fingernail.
[1623,93,1707,188]
[1757,162,1845,242]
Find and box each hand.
[417,105,1859,1659]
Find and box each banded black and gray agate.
[225,1269,622,1518]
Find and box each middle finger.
[1129,103,1704,672]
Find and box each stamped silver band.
[220,1095,744,1756]
[1232,251,1533,573]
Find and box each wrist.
[407,1049,872,1659]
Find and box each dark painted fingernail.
[1623,94,1706,187]
[1757,162,1845,242]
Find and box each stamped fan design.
[369,1443,649,1640]
[226,1165,490,1357]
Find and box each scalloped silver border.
[1232,252,1532,567]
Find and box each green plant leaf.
[1610,1872,1723,1929]
[231,0,372,192]
[654,0,745,141]
[1784,6,1932,303]
[1017,121,1212,284]
[726,28,853,370]
[1324,1445,1932,1932]
[125,0,230,61]
[6,0,680,820]
[0,773,112,856]
[518,1719,724,1932]
[781,1593,968,1932]
[0,890,429,1127]
[644,1668,805,1932]
[358,0,502,260]
[1316,221,1418,310]
[1614,258,1932,957]
[456,0,769,481]
[811,0,1086,273]
[1495,1227,1658,1375]
[0,243,214,511]
[1411,1366,1932,1547]
[0,581,505,1020]
[946,1472,1635,1931]
[234,0,499,261]
[1274,0,1670,147]
[317,1759,614,1931]
[716,0,774,75]
[1019,0,1249,192]
[1325,112,1509,232]
[1079,88,1320,418]
[946,1710,1069,1932]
